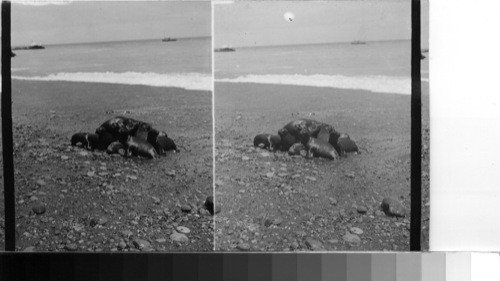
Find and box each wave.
[11,72,211,91]
[216,74,412,95]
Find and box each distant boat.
[13,41,45,50]
[351,41,366,45]
[214,46,236,52]
[162,37,177,42]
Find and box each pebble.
[98,217,108,225]
[23,246,36,252]
[177,226,191,234]
[305,176,317,181]
[79,151,89,156]
[36,180,46,187]
[32,204,46,215]
[166,170,176,177]
[170,231,189,243]
[343,233,362,244]
[242,156,250,161]
[133,239,151,250]
[118,242,127,249]
[260,152,270,157]
[87,171,95,177]
[236,243,250,251]
[329,198,338,205]
[181,205,192,213]
[64,243,78,251]
[350,227,364,235]
[266,172,274,178]
[345,172,355,179]
[381,197,407,217]
[121,230,133,238]
[156,238,166,243]
[357,206,368,214]
[328,239,339,244]
[152,197,161,204]
[61,155,69,160]
[305,238,324,251]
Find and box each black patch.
[71,132,99,150]
[124,136,157,159]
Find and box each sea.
[215,40,429,95]
[9,37,212,91]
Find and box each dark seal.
[155,132,178,155]
[71,132,99,150]
[337,133,359,155]
[253,134,281,151]
[124,135,158,159]
[277,128,297,151]
[95,116,154,144]
[282,118,342,154]
[304,135,340,160]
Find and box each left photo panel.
[4,1,213,252]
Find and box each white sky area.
[4,1,211,46]
[215,1,429,48]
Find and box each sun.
[284,12,295,22]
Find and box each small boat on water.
[162,37,177,42]
[13,41,45,50]
[351,40,366,45]
[214,46,236,52]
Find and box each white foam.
[11,72,211,91]
[216,74,412,95]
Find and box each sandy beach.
[215,82,430,251]
[1,79,213,252]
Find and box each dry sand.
[214,82,430,251]
[0,79,213,252]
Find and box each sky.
[7,1,211,46]
[215,1,429,48]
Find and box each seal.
[156,134,178,154]
[337,133,359,155]
[253,134,281,151]
[96,116,153,143]
[278,128,297,151]
[124,135,158,159]
[304,135,340,160]
[71,132,99,150]
[288,142,307,157]
[106,141,125,155]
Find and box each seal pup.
[106,141,125,155]
[71,132,99,150]
[124,135,158,159]
[253,134,281,151]
[278,128,297,151]
[337,133,359,156]
[288,143,307,157]
[304,135,340,160]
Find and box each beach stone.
[357,206,368,214]
[329,198,338,205]
[181,205,192,213]
[32,204,46,215]
[61,155,69,160]
[305,176,317,182]
[260,152,270,157]
[177,226,191,234]
[170,231,189,243]
[166,170,176,177]
[133,239,151,250]
[156,238,167,243]
[242,156,250,161]
[64,243,78,251]
[266,172,274,178]
[118,241,127,249]
[36,179,46,187]
[98,217,108,225]
[23,246,36,252]
[381,197,407,217]
[152,196,161,205]
[121,230,133,238]
[343,233,362,244]
[350,227,364,235]
[237,243,250,251]
[305,238,324,251]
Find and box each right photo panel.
[214,1,427,251]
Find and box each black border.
[410,0,422,251]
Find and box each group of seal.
[71,116,177,159]
[253,118,359,160]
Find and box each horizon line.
[12,35,211,48]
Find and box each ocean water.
[215,40,429,95]
[10,37,212,91]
